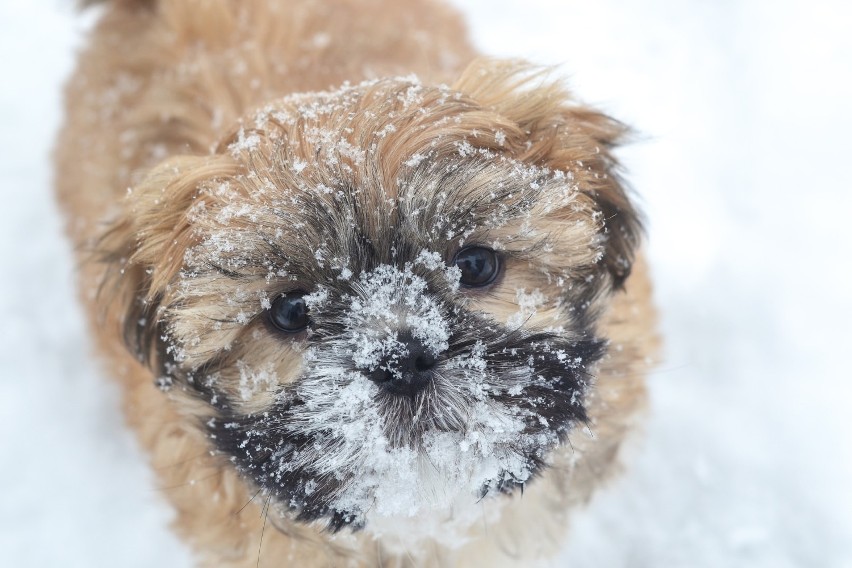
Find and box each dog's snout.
[413,349,437,372]
[367,334,439,397]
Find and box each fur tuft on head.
[454,59,642,287]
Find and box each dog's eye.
[453,246,500,287]
[269,291,309,333]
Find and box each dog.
[55,0,658,565]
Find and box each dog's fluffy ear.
[453,59,642,288]
[99,155,241,372]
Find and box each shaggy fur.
[55,0,658,566]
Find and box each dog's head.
[101,60,640,529]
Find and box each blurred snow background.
[1,0,850,566]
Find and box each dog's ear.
[98,155,241,373]
[453,59,642,289]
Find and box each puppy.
[55,0,658,565]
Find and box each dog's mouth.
[207,286,604,530]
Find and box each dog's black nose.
[367,335,438,397]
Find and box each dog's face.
[103,62,640,530]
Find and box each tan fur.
[55,1,658,566]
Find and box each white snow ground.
[1,1,850,566]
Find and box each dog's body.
[56,1,658,566]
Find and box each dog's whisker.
[376,539,384,568]
[235,488,264,517]
[256,495,271,568]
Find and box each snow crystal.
[303,286,329,310]
[404,153,426,167]
[455,140,475,157]
[227,127,261,156]
[414,249,444,271]
[310,32,330,49]
[507,288,548,328]
[236,360,278,401]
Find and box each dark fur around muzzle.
[206,262,605,530]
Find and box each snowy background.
[2,0,851,566]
